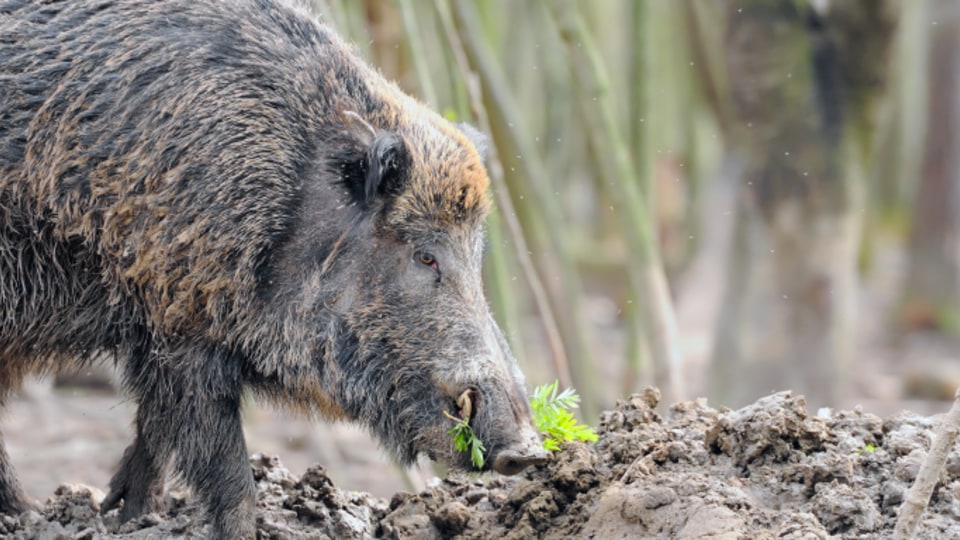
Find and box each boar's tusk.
[456,389,473,422]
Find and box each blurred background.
[302,0,960,415]
[6,0,960,502]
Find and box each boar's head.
[261,109,547,476]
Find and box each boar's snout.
[445,377,548,475]
[474,381,548,476]
[491,437,549,475]
[430,312,548,475]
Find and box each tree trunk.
[899,0,960,334]
[709,0,896,409]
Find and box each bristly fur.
[0,1,539,538]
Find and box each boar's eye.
[416,251,438,270]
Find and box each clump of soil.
[2,390,958,539]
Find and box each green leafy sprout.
[445,381,598,469]
[444,409,486,468]
[855,443,878,456]
[531,381,598,451]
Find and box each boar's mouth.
[447,383,548,475]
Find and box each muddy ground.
[1,389,958,539]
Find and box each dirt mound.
[2,390,958,539]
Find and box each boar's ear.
[458,123,489,161]
[364,131,410,202]
[339,111,410,206]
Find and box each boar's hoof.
[492,445,549,476]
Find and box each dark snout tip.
[491,445,550,476]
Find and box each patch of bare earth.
[2,389,958,539]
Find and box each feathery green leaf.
[531,381,598,451]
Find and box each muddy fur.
[0,0,542,537]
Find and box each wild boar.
[0,0,546,536]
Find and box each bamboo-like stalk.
[432,0,574,392]
[465,3,549,282]
[395,0,439,108]
[547,0,684,404]
[450,0,599,416]
[683,0,734,141]
[530,3,579,206]
[893,388,960,540]
[628,1,649,197]
[483,210,527,365]
[622,0,651,396]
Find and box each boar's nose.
[492,439,549,475]
[492,447,548,476]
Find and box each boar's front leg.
[102,346,169,520]
[0,430,32,515]
[100,417,167,521]
[104,346,256,538]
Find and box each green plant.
[531,381,598,451]
[855,443,878,457]
[444,410,486,468]
[445,382,598,468]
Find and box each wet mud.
[2,390,958,539]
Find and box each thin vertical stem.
[893,388,960,540]
[548,0,684,404]
[484,210,526,364]
[396,0,439,107]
